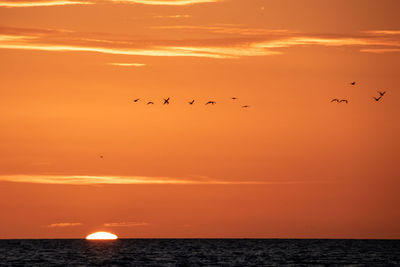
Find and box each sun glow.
[86,232,118,240]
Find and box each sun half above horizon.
[86,232,118,240]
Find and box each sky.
[0,0,399,239]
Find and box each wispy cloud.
[151,25,290,36]
[0,0,92,7]
[154,14,191,19]
[0,42,234,58]
[0,30,239,58]
[104,222,149,227]
[360,48,400,53]
[46,222,82,227]
[0,174,270,185]
[0,34,34,41]
[0,174,333,185]
[364,30,400,35]
[0,0,220,7]
[108,62,146,67]
[0,26,399,59]
[110,0,220,6]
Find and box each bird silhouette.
[100,155,104,159]
[350,82,356,86]
[163,98,170,105]
[232,97,238,100]
[373,96,382,102]
[147,101,154,105]
[331,99,348,103]
[205,101,216,105]
[242,105,250,108]
[378,91,386,97]
[133,98,140,102]
[188,100,195,105]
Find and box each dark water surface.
[0,239,399,266]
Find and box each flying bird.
[232,97,238,100]
[373,96,382,102]
[163,98,170,105]
[188,100,195,105]
[133,98,140,102]
[147,102,154,105]
[350,81,356,86]
[100,155,103,159]
[242,105,250,108]
[378,91,386,97]
[205,101,216,105]
[331,99,348,103]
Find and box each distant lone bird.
[242,105,250,108]
[100,155,103,159]
[373,96,382,102]
[163,98,170,105]
[205,101,216,105]
[133,98,140,102]
[147,101,154,105]
[350,81,356,86]
[188,100,195,105]
[339,99,348,103]
[331,99,340,103]
[378,91,386,97]
[232,97,238,100]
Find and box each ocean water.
[0,239,399,266]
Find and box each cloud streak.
[0,0,220,7]
[104,222,149,227]
[0,174,330,185]
[0,0,92,7]
[151,25,290,36]
[154,14,191,19]
[110,0,220,5]
[364,30,400,35]
[108,62,146,67]
[360,48,400,53]
[0,26,399,59]
[46,222,82,227]
[0,174,272,185]
[0,32,239,58]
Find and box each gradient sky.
[0,0,399,239]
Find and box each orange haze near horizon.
[0,0,399,239]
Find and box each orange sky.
[0,0,399,239]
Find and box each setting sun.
[86,232,118,240]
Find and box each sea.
[0,239,399,266]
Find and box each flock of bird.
[374,91,387,102]
[331,81,388,104]
[132,97,250,108]
[98,81,388,160]
[131,81,388,108]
